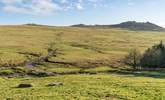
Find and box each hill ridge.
[71,21,165,32]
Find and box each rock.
[17,84,33,88]
[47,82,63,86]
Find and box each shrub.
[27,70,55,77]
[125,41,165,69]
[124,49,142,69]
[141,41,165,68]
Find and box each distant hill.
[71,21,165,32]
[111,21,165,31]
[24,23,42,26]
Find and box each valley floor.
[1,73,165,100]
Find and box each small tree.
[140,41,165,68]
[45,33,63,62]
[124,49,141,70]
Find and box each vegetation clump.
[124,41,165,69]
[27,70,55,77]
[123,49,141,69]
[140,41,165,68]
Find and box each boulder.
[47,82,63,86]
[17,83,33,88]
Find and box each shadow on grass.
[107,69,165,79]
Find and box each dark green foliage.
[141,41,165,68]
[124,41,165,68]
[27,70,55,77]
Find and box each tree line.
[124,41,165,69]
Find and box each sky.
[0,0,165,27]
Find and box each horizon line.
[0,21,164,28]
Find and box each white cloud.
[1,0,22,4]
[76,3,83,10]
[1,0,59,15]
[3,5,29,13]
[0,0,103,15]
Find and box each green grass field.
[1,73,165,100]
[1,25,165,99]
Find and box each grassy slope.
[0,25,165,66]
[1,25,165,99]
[1,74,165,100]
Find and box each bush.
[124,41,165,69]
[124,49,141,69]
[141,41,165,68]
[27,70,55,77]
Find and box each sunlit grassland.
[0,74,165,100]
[0,25,165,66]
[1,25,165,99]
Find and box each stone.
[47,82,63,86]
[17,84,33,88]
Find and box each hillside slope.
[0,25,165,67]
[72,21,165,32]
[111,21,165,31]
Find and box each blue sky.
[0,0,165,27]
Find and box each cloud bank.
[0,0,102,15]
